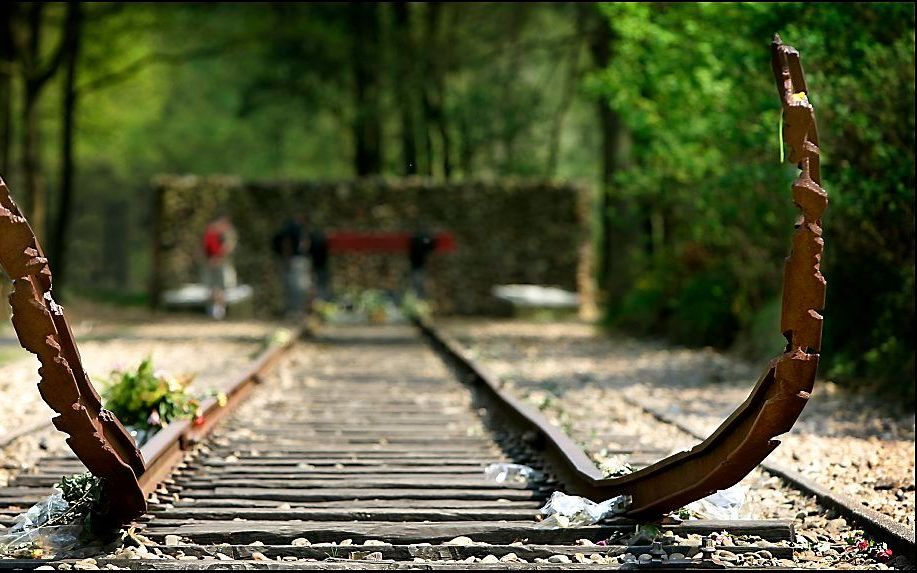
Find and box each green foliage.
[102,358,199,432]
[5,3,599,298]
[56,473,105,540]
[668,268,740,347]
[355,289,389,316]
[592,3,915,399]
[56,473,100,507]
[636,524,662,541]
[2,2,911,401]
[265,328,294,350]
[733,297,785,363]
[71,288,149,308]
[791,6,916,401]
[401,291,432,320]
[313,299,340,323]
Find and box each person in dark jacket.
[409,230,436,299]
[308,229,331,301]
[271,213,310,319]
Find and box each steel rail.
[136,330,300,497]
[635,399,916,562]
[0,35,831,536]
[419,35,829,522]
[2,175,301,524]
[0,323,800,570]
[1,179,147,524]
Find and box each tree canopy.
[0,2,913,401]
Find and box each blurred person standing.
[409,229,436,299]
[272,212,311,319]
[202,213,238,320]
[308,227,331,302]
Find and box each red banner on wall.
[326,232,456,253]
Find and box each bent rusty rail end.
[420,36,827,520]
[1,178,147,525]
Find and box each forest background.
[0,3,913,402]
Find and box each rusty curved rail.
[421,35,827,519]
[1,178,299,526]
[0,180,147,524]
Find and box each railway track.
[2,324,802,570]
[1,36,910,570]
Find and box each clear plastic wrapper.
[0,488,82,558]
[683,484,747,520]
[483,463,541,485]
[535,491,631,528]
[126,425,156,448]
[0,474,111,559]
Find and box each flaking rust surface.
[566,36,829,517]
[0,178,146,524]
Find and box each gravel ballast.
[440,318,914,569]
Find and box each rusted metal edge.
[420,36,827,523]
[0,178,146,524]
[136,330,300,498]
[1,174,300,522]
[635,399,916,561]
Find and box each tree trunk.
[50,2,81,293]
[546,51,580,177]
[22,85,46,241]
[15,2,67,245]
[596,103,623,279]
[436,90,451,180]
[546,9,586,178]
[0,74,10,177]
[589,10,625,299]
[350,2,382,176]
[457,114,473,177]
[393,2,418,176]
[21,3,45,240]
[0,3,13,177]
[422,3,451,178]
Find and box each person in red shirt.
[202,213,238,320]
